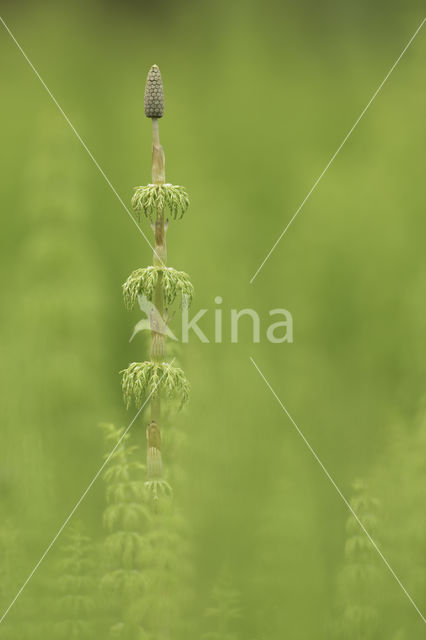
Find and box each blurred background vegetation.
[0,0,425,637]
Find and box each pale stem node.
[146,421,163,480]
[152,118,165,186]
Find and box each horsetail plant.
[102,65,194,639]
[332,479,382,639]
[121,64,192,493]
[53,522,96,639]
[100,423,148,638]
[100,420,189,639]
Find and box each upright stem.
[152,119,165,185]
[149,118,166,470]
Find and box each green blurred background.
[0,0,425,638]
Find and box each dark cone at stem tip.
[144,64,165,118]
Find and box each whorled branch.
[131,184,189,220]
[144,479,173,503]
[123,266,194,311]
[103,502,152,533]
[121,362,190,410]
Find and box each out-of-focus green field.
[0,1,425,638]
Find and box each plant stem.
[152,118,165,185]
[149,118,166,463]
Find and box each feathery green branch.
[121,362,190,410]
[123,265,193,310]
[53,522,96,640]
[132,183,189,221]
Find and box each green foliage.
[103,501,151,532]
[333,480,382,639]
[131,184,189,220]
[202,568,241,640]
[121,362,190,410]
[101,424,147,638]
[145,478,173,502]
[123,266,193,311]
[370,408,426,638]
[100,424,191,639]
[53,522,96,639]
[131,498,192,640]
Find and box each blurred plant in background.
[99,422,191,638]
[100,423,147,638]
[332,480,382,639]
[0,108,109,638]
[53,522,96,639]
[370,403,426,638]
[202,567,241,640]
